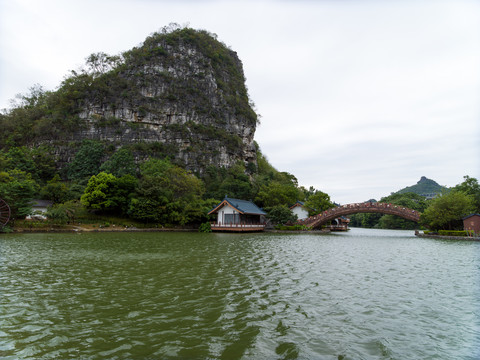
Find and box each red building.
[463,214,480,236]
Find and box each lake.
[1,228,479,359]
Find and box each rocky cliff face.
[38,28,259,174]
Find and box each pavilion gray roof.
[208,196,266,216]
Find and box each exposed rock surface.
[37,28,259,173]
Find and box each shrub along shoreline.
[416,230,479,241]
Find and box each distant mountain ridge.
[395,176,446,198]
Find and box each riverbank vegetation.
[423,230,471,237]
[0,141,334,231]
[420,183,477,231]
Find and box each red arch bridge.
[297,202,420,229]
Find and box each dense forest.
[0,139,333,229]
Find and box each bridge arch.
[297,202,420,229]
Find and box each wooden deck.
[325,224,349,231]
[211,223,266,232]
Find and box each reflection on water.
[1,229,479,359]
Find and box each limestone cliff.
[15,27,259,174]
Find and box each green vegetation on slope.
[396,176,447,196]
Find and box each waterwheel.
[0,198,11,228]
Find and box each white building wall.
[292,206,309,220]
[217,205,237,224]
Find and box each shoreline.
[9,228,331,234]
[7,225,198,233]
[7,226,332,234]
[5,227,479,240]
[416,233,480,241]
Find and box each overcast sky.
[1,0,479,203]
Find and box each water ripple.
[1,230,479,359]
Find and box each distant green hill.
[396,176,446,198]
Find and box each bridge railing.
[211,222,266,229]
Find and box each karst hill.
[396,176,447,198]
[0,26,259,174]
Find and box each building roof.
[208,196,266,216]
[30,200,54,208]
[289,201,305,209]
[463,214,480,220]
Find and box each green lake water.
[1,228,479,359]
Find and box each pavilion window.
[224,213,240,224]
